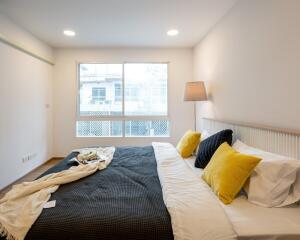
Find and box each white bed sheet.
[183,157,300,240]
[153,143,237,240]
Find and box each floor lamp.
[184,81,208,131]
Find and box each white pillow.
[233,140,300,207]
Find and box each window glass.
[79,64,122,116]
[114,83,122,102]
[124,63,168,116]
[77,121,122,137]
[125,120,169,137]
[77,63,169,137]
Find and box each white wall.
[0,13,53,62]
[0,14,53,189]
[53,48,194,156]
[194,0,300,131]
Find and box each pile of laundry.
[70,147,115,165]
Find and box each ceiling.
[0,0,238,48]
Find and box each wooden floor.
[0,158,61,199]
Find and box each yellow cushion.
[202,142,261,204]
[176,130,201,158]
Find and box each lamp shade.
[184,81,207,101]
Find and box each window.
[77,63,169,137]
[77,121,122,137]
[125,120,169,137]
[92,87,106,103]
[114,83,121,102]
[79,64,122,116]
[124,63,167,115]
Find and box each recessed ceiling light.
[63,30,76,36]
[167,29,179,36]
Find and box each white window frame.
[76,62,170,138]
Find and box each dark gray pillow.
[195,129,233,169]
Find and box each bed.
[10,147,174,240]
[185,156,300,240]
[197,118,300,240]
[2,118,300,240]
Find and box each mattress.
[19,146,173,240]
[184,156,300,240]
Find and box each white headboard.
[199,118,300,159]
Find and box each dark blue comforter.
[18,146,173,240]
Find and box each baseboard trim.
[51,157,64,161]
[0,157,63,192]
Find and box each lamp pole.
[194,102,197,131]
[183,81,208,132]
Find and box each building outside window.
[92,87,106,103]
[114,83,122,102]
